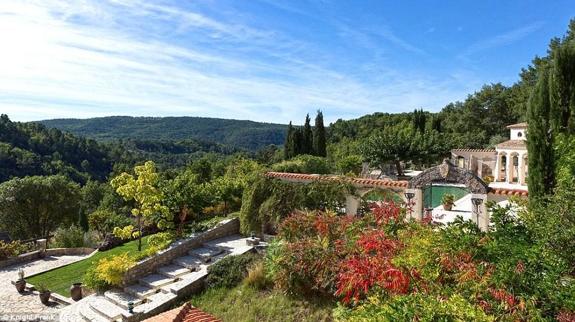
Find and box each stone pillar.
[37,239,47,252]
[405,188,423,221]
[518,153,525,185]
[345,195,360,217]
[493,153,500,181]
[506,154,513,183]
[471,194,489,231]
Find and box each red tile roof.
[496,140,526,149]
[265,172,409,188]
[451,149,496,153]
[488,188,529,197]
[506,122,528,129]
[144,303,220,322]
[266,172,528,197]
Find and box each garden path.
[0,254,88,322]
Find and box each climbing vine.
[239,173,356,234]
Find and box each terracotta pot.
[15,279,26,293]
[70,283,83,301]
[443,203,453,211]
[39,291,51,305]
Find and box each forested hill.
[39,116,288,151]
[0,114,116,183]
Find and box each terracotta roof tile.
[265,172,408,189]
[451,149,496,153]
[144,303,221,322]
[506,122,528,129]
[496,140,526,149]
[488,188,528,197]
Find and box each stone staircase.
[59,235,253,321]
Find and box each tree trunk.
[395,160,404,177]
[137,215,142,252]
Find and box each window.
[517,131,523,138]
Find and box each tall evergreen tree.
[303,114,313,154]
[550,40,575,134]
[412,109,426,133]
[527,67,555,200]
[313,110,327,157]
[284,121,295,159]
[293,128,304,156]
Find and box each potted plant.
[70,282,83,301]
[37,283,51,305]
[442,194,455,211]
[15,268,26,293]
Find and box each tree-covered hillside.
[0,114,116,183]
[39,116,287,151]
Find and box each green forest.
[40,116,288,151]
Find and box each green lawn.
[28,235,151,296]
[190,284,334,322]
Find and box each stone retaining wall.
[45,247,96,257]
[122,218,240,286]
[0,248,96,270]
[0,250,44,269]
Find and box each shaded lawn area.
[190,284,334,322]
[28,235,151,296]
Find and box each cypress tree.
[313,110,327,157]
[527,67,555,200]
[284,121,295,159]
[293,128,304,156]
[550,40,575,134]
[303,114,313,154]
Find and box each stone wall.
[0,250,44,269]
[122,218,240,286]
[45,247,96,257]
[0,247,96,270]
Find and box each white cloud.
[0,0,477,124]
[459,22,544,60]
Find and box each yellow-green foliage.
[94,253,135,286]
[112,225,140,240]
[111,161,172,234]
[392,224,442,282]
[334,293,493,322]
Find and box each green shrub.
[272,155,331,174]
[93,253,135,287]
[206,252,260,289]
[334,293,493,322]
[0,240,28,260]
[88,210,132,237]
[51,225,84,248]
[83,266,110,293]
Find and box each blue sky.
[0,1,573,124]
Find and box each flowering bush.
[266,201,574,321]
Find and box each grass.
[190,284,335,322]
[27,235,151,296]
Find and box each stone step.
[59,302,91,322]
[139,273,175,289]
[157,264,191,278]
[88,296,130,321]
[125,283,157,299]
[133,291,177,315]
[188,246,224,263]
[79,308,109,322]
[161,269,208,295]
[173,255,204,269]
[104,290,144,310]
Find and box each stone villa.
[451,123,528,188]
